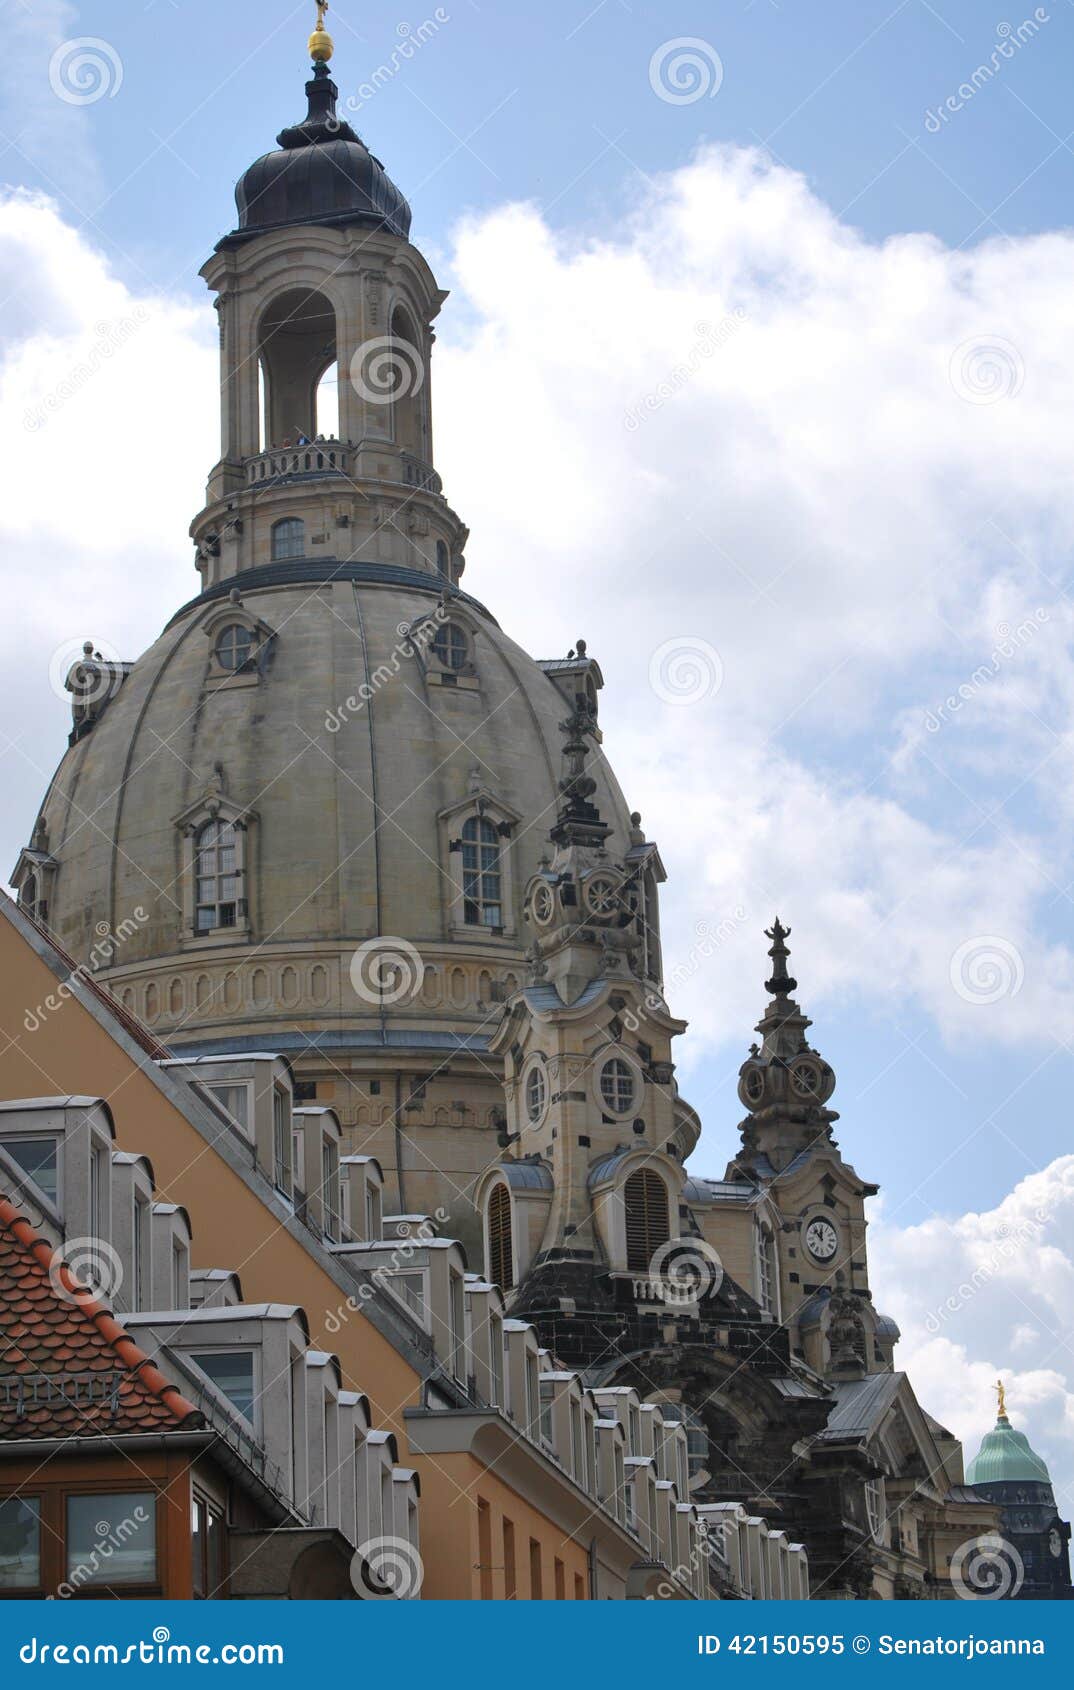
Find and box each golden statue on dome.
[309,1,334,63]
[995,1378,1008,1419]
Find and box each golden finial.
[309,1,334,63]
[995,1378,1008,1419]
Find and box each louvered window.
[624,1168,669,1273]
[487,1181,514,1290]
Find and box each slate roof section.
[0,1193,204,1440]
[814,1373,904,1443]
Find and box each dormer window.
[195,819,239,933]
[272,517,305,561]
[214,624,257,672]
[2,1136,59,1205]
[462,816,502,928]
[431,621,468,672]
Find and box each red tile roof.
[0,1194,203,1439]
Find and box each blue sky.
[3,0,1074,1481]
[11,2,1074,277]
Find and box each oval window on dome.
[525,1064,546,1124]
[214,624,256,672]
[599,1056,636,1116]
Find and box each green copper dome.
[967,1413,1052,1486]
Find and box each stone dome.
[33,562,635,1075]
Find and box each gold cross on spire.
[995,1378,1008,1418]
[309,1,334,63]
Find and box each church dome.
[225,63,411,246]
[30,563,635,1067]
[966,1411,1052,1487]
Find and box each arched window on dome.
[271,518,305,562]
[461,816,502,929]
[194,819,240,934]
[440,790,519,938]
[624,1168,669,1274]
[486,1181,514,1292]
[436,539,450,579]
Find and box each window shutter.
[624,1168,669,1273]
[488,1182,514,1290]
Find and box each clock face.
[804,1217,839,1262]
[531,883,555,925]
[1049,1527,1062,1558]
[791,1062,819,1098]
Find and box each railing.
[242,443,443,496]
[245,440,355,485]
[402,454,443,495]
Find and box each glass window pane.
[0,1496,41,1589]
[66,1493,156,1586]
[191,1498,205,1599]
[192,1350,256,1423]
[2,1138,58,1203]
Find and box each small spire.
[309,1,334,63]
[550,703,609,847]
[764,918,798,997]
[995,1377,1009,1421]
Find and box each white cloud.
[0,191,215,807]
[870,1155,1074,1508]
[433,144,1074,1052]
[6,147,1074,1060]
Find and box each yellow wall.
[417,1453,591,1600]
[0,911,604,1601]
[0,915,419,1427]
